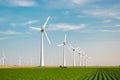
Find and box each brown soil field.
[0,65,37,68]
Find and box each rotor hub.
[63,42,66,45]
[73,49,75,51]
[41,27,44,32]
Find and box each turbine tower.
[81,50,85,66]
[85,55,91,66]
[1,51,7,65]
[30,57,33,65]
[0,59,1,64]
[77,49,82,66]
[18,56,23,65]
[69,44,79,67]
[58,34,67,67]
[30,17,51,67]
[78,53,81,66]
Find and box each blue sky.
[0,0,120,66]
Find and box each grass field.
[0,67,120,80]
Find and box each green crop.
[0,67,120,80]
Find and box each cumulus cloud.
[0,0,37,7]
[23,20,38,25]
[83,9,120,19]
[48,23,86,31]
[43,0,101,8]
[99,30,120,33]
[0,38,9,40]
[0,18,8,22]
[0,30,31,35]
[10,20,38,27]
[71,0,100,5]
[0,30,22,35]
[115,24,120,27]
[103,20,112,23]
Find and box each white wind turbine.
[85,55,91,66]
[77,48,85,66]
[30,57,34,65]
[30,17,51,67]
[78,49,83,66]
[0,54,1,64]
[78,52,81,66]
[58,34,68,67]
[0,59,1,64]
[81,50,86,66]
[69,44,79,67]
[1,51,7,65]
[18,56,23,65]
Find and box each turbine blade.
[57,44,64,47]
[69,44,74,49]
[43,16,50,28]
[29,27,41,30]
[75,47,80,53]
[64,34,66,42]
[44,30,51,45]
[76,47,83,53]
[76,49,80,53]
[66,44,71,51]
[2,51,7,59]
[75,47,79,50]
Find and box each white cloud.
[0,0,37,7]
[115,24,120,27]
[10,20,38,27]
[0,38,8,40]
[44,0,101,8]
[48,23,86,31]
[10,23,16,27]
[71,0,100,5]
[0,18,9,23]
[23,20,38,25]
[83,9,120,19]
[0,30,31,35]
[99,30,120,33]
[0,30,22,35]
[103,20,112,23]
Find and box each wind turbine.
[78,52,81,66]
[69,44,79,67]
[85,55,91,66]
[78,49,83,66]
[29,17,51,67]
[18,56,23,65]
[81,50,86,66]
[76,48,85,66]
[30,57,33,65]
[0,59,1,64]
[58,34,68,67]
[1,51,7,65]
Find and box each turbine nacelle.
[40,27,45,32]
[70,44,79,53]
[63,42,66,45]
[73,49,75,51]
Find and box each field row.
[82,68,120,80]
[0,67,120,80]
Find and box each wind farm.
[0,17,120,79]
[0,0,120,80]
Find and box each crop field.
[0,67,120,80]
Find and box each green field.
[0,67,120,80]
